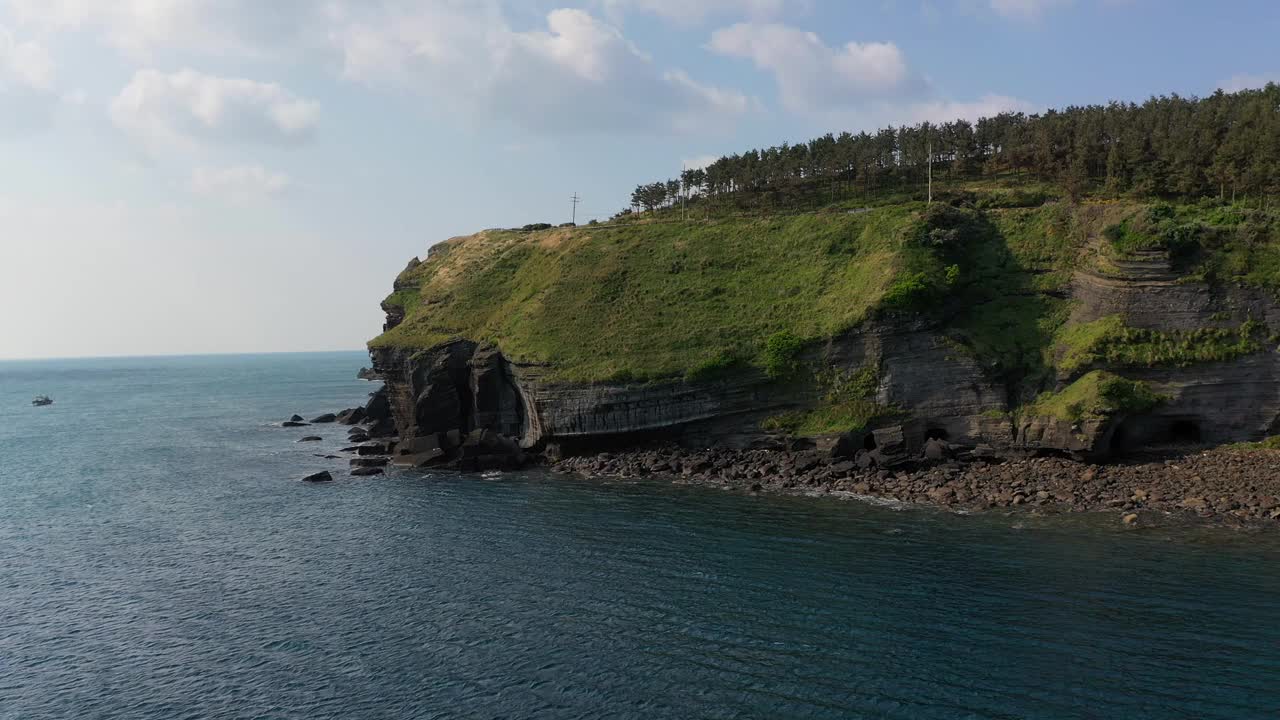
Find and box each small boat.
[32,395,53,407]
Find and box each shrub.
[762,331,806,378]
[1097,374,1162,415]
[975,190,1051,209]
[881,272,933,310]
[521,223,553,231]
[763,363,894,435]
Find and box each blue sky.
[0,0,1276,359]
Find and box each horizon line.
[0,348,369,363]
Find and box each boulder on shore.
[398,434,443,457]
[922,438,951,462]
[458,429,526,471]
[366,418,396,438]
[311,413,338,424]
[301,471,334,483]
[393,448,447,468]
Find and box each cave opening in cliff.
[863,434,878,451]
[1109,425,1130,456]
[925,428,949,441]
[1167,420,1202,445]
[455,379,475,433]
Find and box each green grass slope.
[373,208,918,383]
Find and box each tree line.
[627,84,1280,214]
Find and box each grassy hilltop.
[374,179,1277,396]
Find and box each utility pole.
[927,134,933,205]
[680,163,687,222]
[570,192,580,224]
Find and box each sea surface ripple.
[2,352,1278,719]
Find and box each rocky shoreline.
[551,445,1280,528]
[287,378,1280,528]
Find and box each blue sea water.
[1,352,1279,719]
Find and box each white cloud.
[708,23,924,112]
[682,154,720,171]
[988,0,1071,20]
[5,0,321,59]
[906,93,1037,124]
[0,24,59,135]
[599,0,797,26]
[1220,72,1280,93]
[191,165,291,201]
[335,6,753,134]
[0,24,54,90]
[10,2,750,135]
[110,69,319,149]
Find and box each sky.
[0,0,1277,360]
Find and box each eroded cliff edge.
[368,198,1280,468]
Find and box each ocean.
[1,352,1278,719]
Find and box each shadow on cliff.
[931,207,1064,407]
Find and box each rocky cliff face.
[1061,252,1280,456]
[370,227,1280,466]
[373,310,1051,463]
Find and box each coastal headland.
[351,88,1280,526]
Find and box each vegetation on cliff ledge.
[1057,316,1268,372]
[1026,371,1164,424]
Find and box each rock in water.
[298,436,322,442]
[310,413,338,424]
[337,407,367,425]
[356,442,393,456]
[357,367,380,381]
[351,467,385,477]
[1122,513,1139,525]
[283,421,309,428]
[301,471,334,483]
[290,414,304,422]
[351,457,390,468]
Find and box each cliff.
[369,192,1280,467]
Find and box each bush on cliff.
[762,331,805,379]
[763,363,893,435]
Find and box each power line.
[570,192,581,224]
